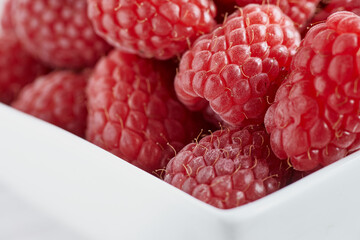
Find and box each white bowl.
[1,0,360,238]
[1,101,360,240]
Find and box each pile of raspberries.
[1,0,360,209]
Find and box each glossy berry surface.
[0,34,48,104]
[87,0,217,60]
[12,70,88,137]
[175,4,300,127]
[164,124,290,209]
[265,11,360,171]
[312,0,360,23]
[12,0,111,68]
[235,0,321,31]
[86,50,204,173]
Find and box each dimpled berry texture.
[12,0,111,69]
[86,50,203,173]
[235,0,321,31]
[313,0,360,23]
[0,35,48,104]
[12,71,88,137]
[87,0,217,60]
[175,4,300,127]
[164,124,289,209]
[264,11,360,171]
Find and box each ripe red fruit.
[1,0,14,33]
[312,0,360,23]
[12,0,111,69]
[87,0,217,60]
[86,50,207,173]
[0,34,48,104]
[175,4,300,127]
[164,124,290,209]
[12,70,88,137]
[265,11,360,171]
[235,0,321,31]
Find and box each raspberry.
[264,11,360,171]
[0,34,48,104]
[312,0,360,23]
[86,50,206,173]
[12,0,111,69]
[12,70,88,137]
[235,0,321,31]
[87,0,217,60]
[164,124,290,209]
[175,4,300,127]
[1,0,14,33]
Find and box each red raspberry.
[86,50,206,173]
[12,0,111,69]
[264,11,360,171]
[175,4,300,127]
[87,0,217,60]
[0,34,48,104]
[1,0,14,33]
[12,70,88,137]
[235,0,321,31]
[312,0,360,23]
[164,124,290,209]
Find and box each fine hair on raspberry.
[175,4,301,127]
[164,124,290,209]
[265,11,360,171]
[86,49,207,173]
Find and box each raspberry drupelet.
[175,4,300,127]
[235,0,321,31]
[1,0,14,33]
[164,124,290,209]
[264,11,360,171]
[12,0,111,69]
[87,0,217,60]
[12,70,88,137]
[0,35,49,105]
[312,0,360,23]
[0,0,49,104]
[86,50,207,173]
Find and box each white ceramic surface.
[1,0,360,239]
[1,102,360,240]
[0,183,87,240]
